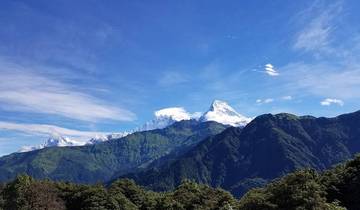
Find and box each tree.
[238,170,346,210]
[2,175,65,210]
[322,155,360,210]
[0,182,4,210]
[26,181,65,210]
[109,179,149,208]
[2,174,34,210]
[170,180,237,210]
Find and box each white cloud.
[320,98,344,106]
[264,98,274,103]
[0,121,107,141]
[282,96,293,100]
[155,107,192,121]
[256,98,274,104]
[0,59,135,122]
[264,64,279,76]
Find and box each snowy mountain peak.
[200,100,251,127]
[86,133,129,145]
[18,100,252,153]
[44,135,81,147]
[18,135,84,153]
[209,100,237,113]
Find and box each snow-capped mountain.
[200,100,252,127]
[19,135,85,152]
[19,132,130,153]
[18,100,251,153]
[86,132,130,145]
[139,100,251,130]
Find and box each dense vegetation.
[1,155,360,210]
[124,111,360,197]
[0,120,227,184]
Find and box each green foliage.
[0,182,4,210]
[0,176,238,210]
[3,154,360,210]
[321,154,360,210]
[239,170,331,210]
[238,169,347,210]
[169,180,237,210]
[2,174,34,210]
[237,155,360,210]
[1,175,65,210]
[109,179,156,209]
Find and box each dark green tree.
[2,175,34,210]
[170,180,237,210]
[239,170,346,210]
[322,155,360,210]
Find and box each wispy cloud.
[293,0,343,55]
[158,71,189,86]
[256,96,293,105]
[320,98,344,106]
[281,0,360,100]
[0,121,107,141]
[280,62,360,99]
[264,64,279,76]
[0,2,121,74]
[0,59,135,122]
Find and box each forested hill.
[0,120,227,184]
[122,110,360,197]
[1,154,360,209]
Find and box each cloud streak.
[320,98,344,106]
[293,0,343,56]
[280,1,360,100]
[264,64,279,76]
[280,62,360,99]
[158,71,189,86]
[0,59,135,122]
[0,121,107,141]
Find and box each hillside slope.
[0,120,227,184]
[123,111,360,197]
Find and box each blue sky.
[1,0,360,156]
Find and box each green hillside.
[0,120,227,184]
[123,111,360,197]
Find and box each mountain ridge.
[120,110,360,197]
[0,120,228,183]
[17,100,250,153]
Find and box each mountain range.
[1,100,360,198]
[0,120,227,183]
[18,100,251,152]
[121,111,360,197]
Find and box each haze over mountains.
[18,100,251,153]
